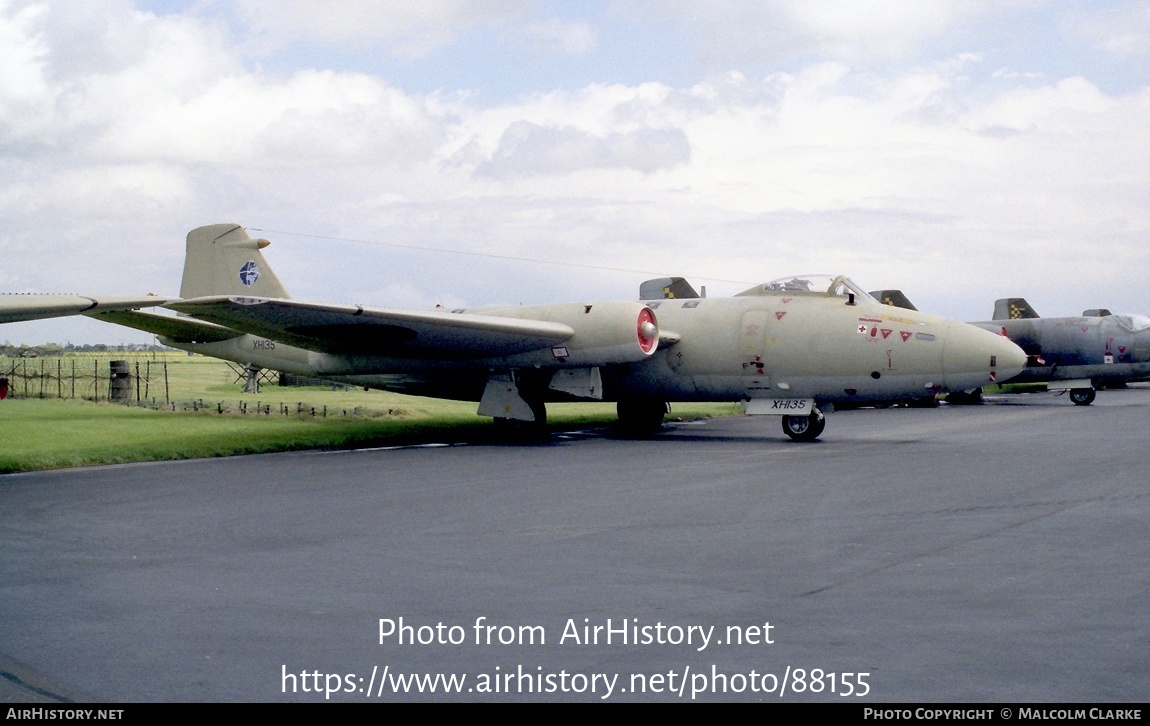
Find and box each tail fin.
[992,298,1039,320]
[179,224,291,300]
[869,289,918,311]
[639,277,701,300]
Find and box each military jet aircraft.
[0,293,166,324]
[872,291,1150,405]
[973,298,1150,405]
[68,224,1025,440]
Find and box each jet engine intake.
[474,301,660,367]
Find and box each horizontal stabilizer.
[0,294,168,324]
[993,298,1040,320]
[640,277,700,300]
[1082,308,1112,317]
[93,309,240,344]
[869,289,918,311]
[166,297,575,358]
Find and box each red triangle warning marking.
[776,311,787,320]
[900,331,913,342]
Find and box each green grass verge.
[0,354,739,473]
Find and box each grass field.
[0,352,738,474]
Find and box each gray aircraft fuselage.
[971,315,1150,388]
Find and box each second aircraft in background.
[872,291,1150,405]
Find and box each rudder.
[639,276,700,300]
[179,224,291,299]
[869,289,918,311]
[992,298,1039,320]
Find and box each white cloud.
[228,0,527,59]
[0,1,48,104]
[646,0,995,67]
[782,0,965,59]
[965,76,1113,135]
[516,18,596,56]
[1066,1,1150,57]
[477,121,690,178]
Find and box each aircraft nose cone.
[941,322,1027,391]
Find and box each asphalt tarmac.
[2,387,1148,703]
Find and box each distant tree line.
[0,341,169,358]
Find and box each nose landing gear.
[782,410,825,441]
[1069,387,1096,406]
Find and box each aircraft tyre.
[946,388,983,405]
[782,411,825,442]
[616,398,667,435]
[528,396,547,424]
[1069,387,1096,406]
[907,395,940,408]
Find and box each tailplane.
[180,224,291,300]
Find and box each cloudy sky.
[2,0,1148,345]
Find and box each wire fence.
[1,356,162,402]
[0,355,399,419]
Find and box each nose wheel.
[782,410,825,441]
[1069,387,1096,406]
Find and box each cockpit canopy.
[736,275,878,304]
[1111,314,1150,333]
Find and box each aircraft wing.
[166,296,576,358]
[0,294,168,324]
[92,309,240,344]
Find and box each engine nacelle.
[471,301,659,367]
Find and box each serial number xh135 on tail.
[91,224,1025,441]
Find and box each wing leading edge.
[0,294,168,324]
[165,296,576,358]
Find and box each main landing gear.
[616,398,669,436]
[945,388,984,405]
[781,410,826,442]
